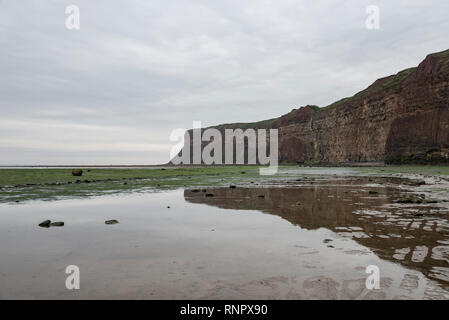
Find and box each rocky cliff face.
[176,49,449,165]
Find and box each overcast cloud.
[1,0,448,165]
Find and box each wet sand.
[0,174,448,299]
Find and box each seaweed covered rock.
[72,169,83,177]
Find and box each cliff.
[176,49,449,165]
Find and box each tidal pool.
[0,177,448,299]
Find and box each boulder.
[72,169,83,176]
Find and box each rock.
[397,197,433,204]
[72,169,83,176]
[50,222,64,227]
[397,198,415,204]
[105,219,119,225]
[39,220,51,228]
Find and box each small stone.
[397,198,414,204]
[39,220,51,228]
[105,219,119,225]
[50,222,64,227]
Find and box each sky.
[1,0,448,165]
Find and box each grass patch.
[0,166,278,203]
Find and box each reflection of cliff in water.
[184,180,449,285]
